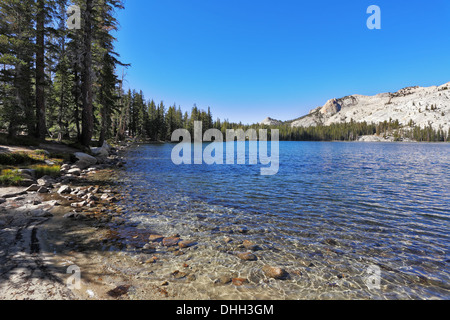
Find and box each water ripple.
[117,142,450,299]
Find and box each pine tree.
[0,0,36,137]
[79,0,94,147]
[35,0,47,140]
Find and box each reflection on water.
[116,142,450,299]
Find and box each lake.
[116,141,450,299]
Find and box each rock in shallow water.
[163,237,181,247]
[171,270,187,279]
[223,237,232,244]
[262,266,289,280]
[232,278,249,286]
[243,240,260,251]
[214,276,232,285]
[178,240,197,248]
[236,252,258,261]
[142,243,156,253]
[324,238,339,246]
[148,234,164,242]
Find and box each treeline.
[268,121,377,141]
[122,99,449,142]
[91,90,450,142]
[201,119,448,142]
[1,1,447,146]
[122,91,215,142]
[0,0,128,147]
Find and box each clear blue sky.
[113,0,450,124]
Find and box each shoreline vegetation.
[0,0,447,148]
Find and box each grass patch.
[49,158,64,165]
[0,150,64,166]
[26,152,46,162]
[31,164,61,178]
[0,169,23,186]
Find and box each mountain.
[260,117,283,126]
[263,82,450,132]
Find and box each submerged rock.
[236,252,258,261]
[232,278,249,286]
[163,237,181,247]
[214,276,232,285]
[148,234,164,242]
[142,243,156,253]
[262,266,289,280]
[146,256,158,264]
[243,240,260,251]
[178,240,197,248]
[324,239,339,246]
[170,270,187,279]
[234,226,249,234]
[223,237,232,244]
[187,274,196,282]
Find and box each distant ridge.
[262,82,450,131]
[260,117,283,126]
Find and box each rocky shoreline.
[0,142,136,299]
[1,141,292,300]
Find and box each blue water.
[117,142,450,299]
